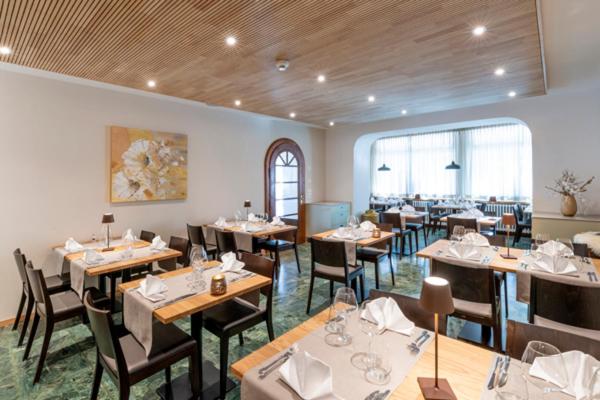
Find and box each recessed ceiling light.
[367,95,376,103]
[317,74,326,83]
[147,80,156,88]
[289,112,296,118]
[234,99,241,107]
[225,36,237,46]
[494,67,506,76]
[329,121,335,126]
[401,109,408,115]
[0,46,11,55]
[472,26,486,36]
[508,90,517,97]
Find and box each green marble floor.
[0,232,530,399]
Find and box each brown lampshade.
[419,276,454,315]
[101,213,115,224]
[489,196,497,203]
[415,194,421,200]
[502,213,516,226]
[243,200,252,208]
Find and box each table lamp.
[243,200,252,220]
[501,213,517,259]
[101,213,115,252]
[418,276,456,400]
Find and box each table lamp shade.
[243,200,252,208]
[101,213,115,224]
[419,277,454,315]
[489,196,497,203]
[502,213,516,226]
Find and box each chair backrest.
[186,224,208,248]
[238,252,276,308]
[370,289,447,335]
[24,261,52,313]
[310,237,348,271]
[513,204,524,226]
[140,230,156,243]
[487,235,506,247]
[215,229,237,255]
[13,248,28,287]
[572,242,589,258]
[431,258,496,305]
[273,228,296,243]
[529,275,600,331]
[84,291,125,377]
[380,212,406,230]
[446,217,478,239]
[506,319,600,360]
[169,236,190,266]
[476,203,487,213]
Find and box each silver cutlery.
[487,356,502,390]
[407,330,427,350]
[258,345,298,379]
[591,271,598,282]
[588,272,594,282]
[364,390,379,400]
[409,331,431,353]
[497,356,511,388]
[375,389,390,400]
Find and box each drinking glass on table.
[187,245,208,290]
[495,372,528,400]
[351,300,379,370]
[235,210,243,224]
[520,341,569,396]
[451,225,465,241]
[364,340,392,385]
[557,238,575,255]
[347,215,360,229]
[325,287,357,347]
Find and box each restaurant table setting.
[325,226,374,265]
[431,233,498,267]
[240,296,432,400]
[207,215,295,252]
[123,253,255,355]
[515,240,600,303]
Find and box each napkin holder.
[372,228,381,238]
[211,274,227,295]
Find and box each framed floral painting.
[110,126,187,202]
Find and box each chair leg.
[33,320,54,383]
[12,292,26,331]
[293,245,301,274]
[266,315,275,341]
[18,297,34,346]
[165,366,172,397]
[189,350,200,399]
[374,260,380,290]
[274,249,281,279]
[110,274,117,313]
[493,324,502,352]
[306,275,315,314]
[389,256,395,286]
[23,312,39,360]
[414,230,420,251]
[359,274,365,302]
[219,337,229,400]
[424,227,428,246]
[238,333,244,346]
[408,233,413,254]
[90,355,103,400]
[329,280,334,299]
[119,385,130,400]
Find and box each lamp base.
[500,253,517,259]
[101,247,115,252]
[417,377,457,400]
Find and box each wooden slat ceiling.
[0,0,545,126]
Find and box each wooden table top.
[439,215,501,227]
[417,239,600,274]
[311,229,395,247]
[117,261,272,324]
[230,307,494,399]
[207,223,297,238]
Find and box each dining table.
[117,261,272,400]
[206,222,298,253]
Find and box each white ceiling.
[540,0,600,91]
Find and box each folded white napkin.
[359,220,376,232]
[402,205,415,212]
[461,232,489,247]
[137,275,168,302]
[271,216,284,226]
[150,235,167,251]
[530,350,600,399]
[332,227,370,241]
[387,206,400,212]
[457,208,484,218]
[531,253,578,275]
[361,297,415,335]
[279,351,334,400]
[220,252,245,272]
[241,222,262,233]
[64,237,84,252]
[122,228,135,242]
[248,213,259,222]
[448,243,480,260]
[83,249,105,265]
[215,217,227,227]
[538,240,575,258]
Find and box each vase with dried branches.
[545,170,594,216]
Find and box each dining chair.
[157,236,190,271]
[129,230,157,277]
[409,207,428,251]
[84,292,199,400]
[23,261,108,383]
[506,319,600,360]
[202,252,276,399]
[487,235,510,317]
[356,223,394,289]
[370,289,447,334]
[306,238,365,314]
[256,228,301,277]
[512,204,531,244]
[12,249,71,347]
[186,223,218,260]
[379,212,413,254]
[529,274,600,340]
[431,258,502,350]
[572,242,590,258]
[214,229,238,259]
[428,203,450,236]
[446,217,478,239]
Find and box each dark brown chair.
[84,292,199,400]
[506,319,600,360]
[431,258,501,350]
[23,261,108,383]
[529,275,600,341]
[573,242,590,258]
[356,223,394,289]
[256,228,301,276]
[428,204,450,236]
[380,212,413,254]
[130,230,157,276]
[487,235,509,317]
[370,289,447,334]
[408,208,428,251]
[446,217,478,239]
[158,236,190,271]
[187,223,218,260]
[12,249,70,346]
[202,252,276,399]
[512,204,531,244]
[214,229,238,259]
[306,238,366,314]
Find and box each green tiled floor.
[0,232,530,399]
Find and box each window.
[371,123,532,201]
[274,150,299,219]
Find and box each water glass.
[351,300,379,370]
[495,372,529,400]
[452,225,466,238]
[347,215,360,229]
[325,287,357,347]
[364,341,392,385]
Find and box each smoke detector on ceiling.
[276,59,290,71]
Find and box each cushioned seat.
[356,247,388,258]
[203,298,263,332]
[453,298,493,319]
[37,290,83,318]
[314,263,360,278]
[260,239,294,250]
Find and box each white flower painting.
[110,126,187,202]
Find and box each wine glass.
[351,300,380,370]
[495,372,529,400]
[347,215,360,229]
[325,287,357,347]
[187,245,208,289]
[234,210,242,225]
[451,225,465,241]
[521,341,569,394]
[556,238,574,256]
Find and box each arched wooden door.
[265,139,306,243]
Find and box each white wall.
[325,86,600,216]
[0,66,325,320]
